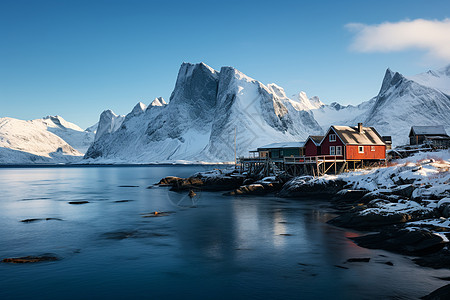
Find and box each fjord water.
[0,166,447,299]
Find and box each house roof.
[257,142,305,150]
[410,125,448,137]
[382,136,392,143]
[307,135,324,146]
[325,125,385,146]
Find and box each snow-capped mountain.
[364,68,450,145]
[84,63,323,163]
[0,116,96,164]
[2,63,449,164]
[294,65,450,146]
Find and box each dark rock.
[141,211,173,218]
[118,185,139,188]
[439,203,450,218]
[328,205,439,229]
[361,190,404,203]
[68,201,89,205]
[414,248,450,269]
[421,283,450,300]
[2,255,59,263]
[21,218,62,223]
[391,184,415,198]
[20,218,42,223]
[384,261,394,266]
[157,176,182,186]
[279,177,346,198]
[352,228,446,255]
[333,189,369,202]
[170,175,244,192]
[334,265,349,269]
[347,257,370,262]
[243,178,255,185]
[114,200,133,203]
[226,182,282,196]
[435,277,450,281]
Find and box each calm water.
[0,166,448,300]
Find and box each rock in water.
[2,255,59,263]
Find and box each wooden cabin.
[257,142,305,160]
[306,123,386,161]
[304,136,323,156]
[409,126,450,147]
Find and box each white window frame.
[358,146,364,153]
[336,146,342,155]
[329,134,336,142]
[371,146,375,152]
[330,146,335,155]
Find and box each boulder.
[414,248,450,269]
[278,177,346,198]
[157,176,181,186]
[421,284,450,300]
[226,182,282,196]
[351,228,446,255]
[391,184,415,198]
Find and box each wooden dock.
[238,155,384,177]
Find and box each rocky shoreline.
[158,150,450,298]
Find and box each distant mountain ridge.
[0,116,95,164]
[1,63,449,164]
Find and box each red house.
[304,136,324,156]
[305,123,386,161]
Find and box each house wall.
[305,139,318,156]
[346,145,386,160]
[267,148,301,158]
[410,135,425,145]
[320,131,345,157]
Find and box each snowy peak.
[43,115,84,132]
[365,67,450,145]
[291,91,324,111]
[168,62,219,123]
[94,110,125,142]
[267,83,288,99]
[127,102,147,118]
[150,97,167,107]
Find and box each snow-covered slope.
[85,62,323,163]
[364,69,450,145]
[408,65,450,95]
[301,66,450,146]
[0,116,94,163]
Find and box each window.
[371,146,375,152]
[330,146,335,155]
[329,134,336,142]
[336,146,342,155]
[358,146,364,153]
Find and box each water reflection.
[0,166,448,300]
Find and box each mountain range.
[1,63,449,164]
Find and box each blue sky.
[1,0,449,129]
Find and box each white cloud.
[346,19,450,61]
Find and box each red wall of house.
[305,139,319,156]
[346,145,386,160]
[320,131,345,157]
